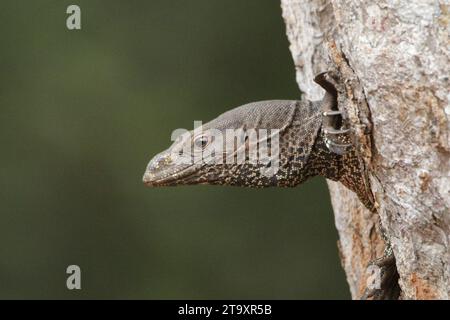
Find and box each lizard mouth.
[142,164,202,187]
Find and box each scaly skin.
[143,99,370,206]
[142,73,399,299]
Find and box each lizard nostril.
[148,154,173,172]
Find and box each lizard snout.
[142,150,198,187]
[142,152,172,186]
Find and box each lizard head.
[143,100,321,187]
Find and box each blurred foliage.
[0,0,348,299]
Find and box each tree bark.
[281,0,450,299]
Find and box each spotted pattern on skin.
[143,99,374,211]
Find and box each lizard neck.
[302,130,343,182]
[304,130,375,211]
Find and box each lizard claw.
[361,253,400,300]
[314,71,351,155]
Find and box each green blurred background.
[0,0,349,299]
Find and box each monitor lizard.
[142,72,400,300]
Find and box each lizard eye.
[194,135,210,149]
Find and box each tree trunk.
[281,0,450,299]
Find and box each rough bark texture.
[281,0,450,299]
